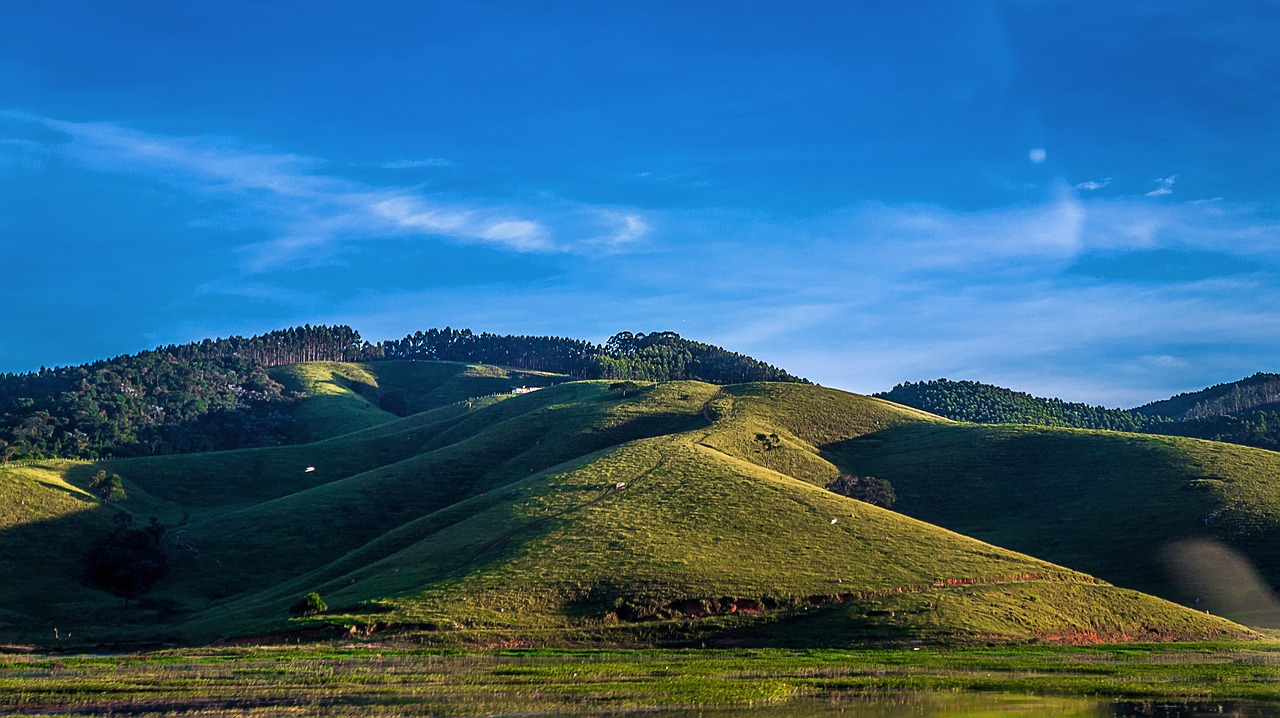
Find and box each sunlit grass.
[1,642,1278,716]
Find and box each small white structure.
[512,385,544,395]
[615,482,628,490]
[304,466,316,473]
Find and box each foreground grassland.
[2,642,1279,716]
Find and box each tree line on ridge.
[878,377,1280,452]
[0,325,802,461]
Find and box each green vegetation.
[379,328,805,384]
[879,377,1280,451]
[289,592,327,617]
[0,370,1257,649]
[0,326,801,461]
[88,470,126,502]
[1139,372,1280,420]
[1,643,1279,716]
[6,355,1280,713]
[878,379,1161,431]
[826,423,1280,625]
[828,474,895,508]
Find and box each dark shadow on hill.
[0,505,182,647]
[821,424,1280,627]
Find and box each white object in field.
[304,466,316,473]
[830,518,838,524]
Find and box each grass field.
[1,642,1279,716]
[1,362,1276,649]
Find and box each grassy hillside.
[825,423,1280,626]
[0,369,1257,648]
[269,360,566,442]
[272,433,1240,647]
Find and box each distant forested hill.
[1136,372,1280,420]
[877,379,1161,432]
[0,325,802,460]
[878,378,1280,451]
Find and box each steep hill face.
[0,368,1253,648]
[826,424,1280,626]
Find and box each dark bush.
[85,513,168,601]
[827,474,896,508]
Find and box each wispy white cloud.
[7,113,647,270]
[849,190,1087,271]
[1073,177,1111,191]
[378,158,451,169]
[1146,175,1177,197]
[587,211,648,250]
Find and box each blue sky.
[2,1,1278,406]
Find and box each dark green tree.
[89,470,127,502]
[290,592,328,617]
[608,381,641,397]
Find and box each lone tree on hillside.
[89,470,127,502]
[754,432,781,468]
[827,474,896,508]
[608,381,641,397]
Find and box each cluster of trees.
[378,328,599,375]
[1167,410,1280,451]
[596,331,802,384]
[1135,372,1280,420]
[379,328,804,385]
[879,378,1280,452]
[878,379,1165,432]
[0,350,296,460]
[0,325,802,461]
[89,470,126,502]
[0,325,376,460]
[158,325,372,367]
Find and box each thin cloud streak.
[7,113,648,270]
[379,158,451,169]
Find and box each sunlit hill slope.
[0,361,1268,648]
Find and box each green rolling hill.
[826,423,1280,626]
[0,361,1263,648]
